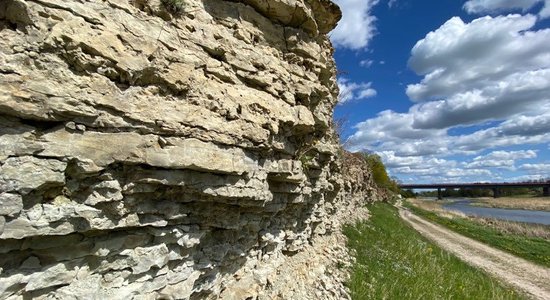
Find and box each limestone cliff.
[0,0,381,298]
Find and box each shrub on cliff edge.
[362,153,400,193]
[160,0,186,14]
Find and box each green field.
[343,203,522,299]
[405,202,550,268]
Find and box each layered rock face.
[0,0,379,298]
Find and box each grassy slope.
[405,202,550,268]
[344,203,522,300]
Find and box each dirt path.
[399,208,550,300]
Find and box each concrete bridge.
[399,182,550,200]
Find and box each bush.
[160,0,186,14]
[400,189,416,198]
[362,153,399,193]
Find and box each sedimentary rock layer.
[0,0,380,298]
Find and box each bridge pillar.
[437,188,442,200]
[544,186,549,197]
[492,187,500,198]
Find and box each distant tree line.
[417,186,546,198]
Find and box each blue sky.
[330,0,550,184]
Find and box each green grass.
[344,203,523,299]
[404,202,550,268]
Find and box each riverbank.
[343,203,521,299]
[404,200,550,267]
[470,196,550,211]
[408,198,550,236]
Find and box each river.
[443,199,550,225]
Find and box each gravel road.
[399,208,550,300]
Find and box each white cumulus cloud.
[349,108,550,157]
[463,150,537,169]
[407,15,550,103]
[359,59,374,68]
[346,14,550,183]
[519,163,550,172]
[463,0,550,18]
[337,78,377,104]
[541,0,550,17]
[464,0,540,14]
[473,150,537,161]
[330,0,380,50]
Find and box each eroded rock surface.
[0,0,381,298]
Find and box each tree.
[363,153,399,193]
